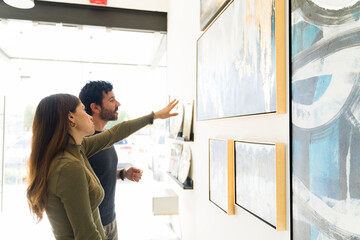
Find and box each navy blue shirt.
[88,130,118,226]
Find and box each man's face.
[99,90,121,121]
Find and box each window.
[0,18,168,240]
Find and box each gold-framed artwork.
[234,140,285,231]
[209,139,234,215]
[197,0,285,120]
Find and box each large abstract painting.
[235,141,285,230]
[197,0,285,121]
[200,0,231,30]
[291,1,360,239]
[209,139,234,214]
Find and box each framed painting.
[178,144,191,184]
[168,142,183,179]
[290,0,360,239]
[209,139,234,215]
[197,0,285,121]
[182,100,194,141]
[200,0,231,31]
[169,102,184,139]
[235,141,285,231]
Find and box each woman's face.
[72,102,95,136]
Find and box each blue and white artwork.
[235,141,277,227]
[209,139,228,212]
[197,0,277,120]
[291,0,360,239]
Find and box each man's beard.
[100,107,118,121]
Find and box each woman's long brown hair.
[26,94,81,221]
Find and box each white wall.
[166,0,290,239]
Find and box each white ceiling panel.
[38,0,169,12]
[0,19,166,66]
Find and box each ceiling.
[0,0,168,67]
[37,0,169,12]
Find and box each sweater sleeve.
[56,161,105,240]
[83,112,154,158]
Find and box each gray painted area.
[292,0,360,26]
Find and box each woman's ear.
[90,103,100,114]
[68,112,75,122]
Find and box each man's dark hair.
[79,80,113,116]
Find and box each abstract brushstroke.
[291,1,360,239]
[292,0,360,26]
[310,0,360,10]
[293,177,360,239]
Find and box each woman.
[26,94,178,240]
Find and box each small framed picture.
[209,138,234,215]
[234,140,285,231]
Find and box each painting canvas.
[235,141,285,230]
[200,0,231,30]
[178,144,191,184]
[291,1,360,239]
[169,143,183,179]
[169,102,184,139]
[197,0,285,121]
[182,100,193,141]
[209,139,234,214]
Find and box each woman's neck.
[68,134,82,145]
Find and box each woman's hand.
[154,99,179,119]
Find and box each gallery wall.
[166,0,290,239]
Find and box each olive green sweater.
[46,113,154,240]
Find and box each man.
[79,80,143,240]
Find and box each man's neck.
[92,115,108,132]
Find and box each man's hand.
[124,167,143,182]
[154,99,179,119]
